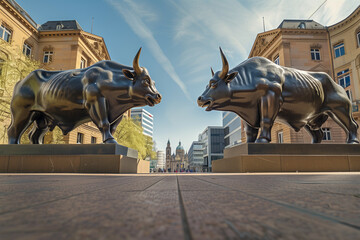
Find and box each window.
[274,55,280,65]
[277,131,283,143]
[337,69,350,88]
[298,22,306,29]
[23,43,32,57]
[357,32,360,47]
[0,25,11,42]
[80,57,86,68]
[91,136,97,144]
[334,43,345,58]
[346,89,352,102]
[322,128,331,140]
[43,51,53,63]
[310,48,320,60]
[76,132,84,144]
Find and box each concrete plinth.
[212,143,360,173]
[0,144,149,173]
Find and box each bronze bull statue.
[8,48,161,144]
[198,48,359,144]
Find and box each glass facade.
[130,108,154,138]
[200,126,224,171]
[188,141,204,171]
[223,112,242,147]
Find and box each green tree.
[0,41,65,144]
[113,117,155,160]
[0,41,42,143]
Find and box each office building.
[223,112,242,148]
[131,108,154,138]
[188,141,203,172]
[199,126,224,172]
[156,150,165,170]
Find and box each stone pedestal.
[212,143,360,173]
[0,144,149,173]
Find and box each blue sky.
[16,0,359,152]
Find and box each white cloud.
[171,0,358,79]
[106,0,191,100]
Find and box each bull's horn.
[133,47,142,75]
[210,67,215,77]
[219,47,229,79]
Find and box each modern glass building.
[199,126,225,172]
[188,141,203,172]
[223,112,242,148]
[156,150,165,170]
[130,108,154,138]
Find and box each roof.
[176,141,184,151]
[5,0,39,29]
[277,20,325,29]
[39,20,83,31]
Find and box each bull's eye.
[142,78,150,87]
[209,81,218,89]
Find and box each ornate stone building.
[328,5,360,132]
[0,0,130,144]
[165,140,189,172]
[247,19,348,143]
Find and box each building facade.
[165,140,188,172]
[0,0,131,144]
[246,18,350,143]
[188,141,203,172]
[328,6,360,131]
[199,126,224,172]
[223,112,242,148]
[131,108,154,139]
[156,150,165,170]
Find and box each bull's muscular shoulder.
[231,56,284,90]
[91,60,132,72]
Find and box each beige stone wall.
[328,6,360,129]
[0,0,133,144]
[247,25,349,143]
[0,1,38,56]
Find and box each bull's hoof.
[255,138,270,143]
[103,138,118,144]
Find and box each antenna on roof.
[308,0,327,20]
[262,17,265,32]
[91,17,94,34]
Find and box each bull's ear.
[225,71,238,84]
[122,69,135,80]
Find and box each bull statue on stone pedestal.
[8,48,161,144]
[198,47,359,144]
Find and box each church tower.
[166,140,171,169]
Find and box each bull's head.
[197,47,238,111]
[122,48,162,107]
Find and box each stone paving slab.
[0,173,359,239]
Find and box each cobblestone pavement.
[0,173,359,240]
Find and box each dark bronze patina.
[8,48,161,144]
[198,47,359,144]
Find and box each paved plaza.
[0,173,359,240]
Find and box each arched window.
[298,22,306,29]
[357,31,360,47]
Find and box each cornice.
[249,30,281,57]
[79,32,110,61]
[0,0,38,35]
[328,5,360,31]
